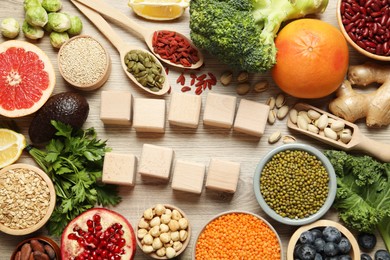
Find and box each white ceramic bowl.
[253,143,337,226]
[192,210,283,259]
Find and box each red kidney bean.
[341,0,390,56]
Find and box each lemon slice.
[0,128,26,168]
[128,0,190,21]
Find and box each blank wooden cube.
[138,144,174,180]
[203,92,237,128]
[233,99,270,137]
[168,92,202,128]
[100,91,132,125]
[133,98,165,133]
[102,152,137,186]
[171,160,205,194]
[206,158,240,193]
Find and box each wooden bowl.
[0,163,56,235]
[10,236,60,260]
[287,219,360,260]
[336,0,390,61]
[58,35,112,91]
[136,204,191,259]
[192,210,283,259]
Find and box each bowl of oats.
[0,163,56,235]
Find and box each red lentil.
[152,30,200,66]
[195,213,281,260]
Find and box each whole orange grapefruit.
[272,19,349,99]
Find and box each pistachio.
[307,124,320,134]
[275,93,286,108]
[330,120,345,132]
[268,131,281,144]
[237,71,249,83]
[236,83,251,95]
[253,80,269,93]
[298,111,312,124]
[307,109,321,120]
[220,71,233,86]
[339,128,352,143]
[266,97,276,110]
[289,109,298,124]
[282,135,296,144]
[324,127,338,140]
[316,114,329,130]
[297,115,309,130]
[276,105,289,120]
[268,110,276,125]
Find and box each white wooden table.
[0,0,387,259]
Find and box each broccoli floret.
[189,0,328,72]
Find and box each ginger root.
[329,62,390,127]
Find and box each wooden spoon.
[287,103,390,162]
[71,0,169,96]
[72,0,204,69]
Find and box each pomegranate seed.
[114,233,120,240]
[108,227,115,234]
[99,240,107,249]
[95,225,102,231]
[118,238,126,247]
[68,233,78,240]
[118,230,124,235]
[87,219,94,227]
[101,250,108,257]
[88,227,94,232]
[93,214,101,223]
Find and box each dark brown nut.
[14,251,21,260]
[30,240,45,253]
[20,243,32,260]
[33,251,50,260]
[43,245,56,259]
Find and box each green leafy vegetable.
[27,121,121,236]
[324,150,390,251]
[189,0,328,72]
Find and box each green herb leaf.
[27,121,121,236]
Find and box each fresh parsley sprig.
[27,121,121,236]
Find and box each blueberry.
[314,253,323,260]
[294,244,303,258]
[324,257,338,260]
[338,255,352,260]
[361,254,373,260]
[297,244,317,260]
[300,231,315,244]
[323,226,342,243]
[314,238,326,253]
[311,229,323,240]
[375,250,390,260]
[338,237,352,254]
[324,242,340,257]
[358,233,377,250]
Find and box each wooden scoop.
[72,0,204,69]
[71,0,169,96]
[287,103,390,162]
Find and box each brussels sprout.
[22,20,44,39]
[42,0,62,12]
[47,12,70,32]
[66,14,82,35]
[24,0,41,11]
[49,31,69,48]
[1,18,20,39]
[25,6,48,27]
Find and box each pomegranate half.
[61,208,136,260]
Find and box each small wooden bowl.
[136,204,191,259]
[287,219,360,260]
[336,0,390,61]
[10,236,61,260]
[0,164,56,236]
[58,35,112,91]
